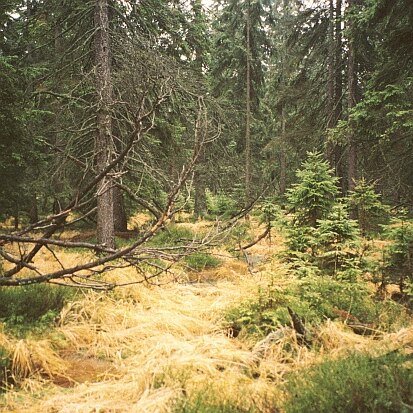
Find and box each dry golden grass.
[128,212,153,230]
[0,330,13,354]
[11,339,69,381]
[1,219,413,413]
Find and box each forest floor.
[1,219,413,412]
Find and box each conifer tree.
[286,152,339,227]
[286,152,361,279]
[348,179,389,235]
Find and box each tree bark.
[347,0,357,193]
[28,193,39,224]
[194,167,207,217]
[94,0,115,249]
[192,0,207,217]
[26,1,39,225]
[113,186,128,232]
[334,0,346,194]
[278,0,290,197]
[13,203,19,230]
[279,106,287,195]
[326,0,336,165]
[244,1,252,208]
[334,0,343,125]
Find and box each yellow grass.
[1,220,412,413]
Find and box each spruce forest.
[1,0,413,412]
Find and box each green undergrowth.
[206,191,239,219]
[154,370,258,412]
[227,222,256,251]
[149,225,199,248]
[174,392,257,413]
[225,275,410,339]
[0,284,76,337]
[284,351,413,413]
[149,224,223,271]
[184,253,222,271]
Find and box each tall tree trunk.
[278,0,290,197]
[245,1,252,208]
[13,203,19,230]
[26,1,39,225]
[334,0,343,124]
[28,193,39,224]
[279,106,287,195]
[347,0,357,193]
[94,0,115,249]
[112,114,129,231]
[192,0,207,217]
[113,186,128,232]
[334,0,346,194]
[326,0,336,165]
[194,164,207,217]
[328,0,346,188]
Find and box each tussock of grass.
[0,331,13,355]
[12,339,68,381]
[0,331,13,389]
[11,341,32,379]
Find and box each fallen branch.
[234,223,271,251]
[347,323,382,337]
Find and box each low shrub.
[206,191,239,218]
[0,284,75,335]
[294,276,377,324]
[225,222,255,252]
[284,352,413,413]
[348,178,390,236]
[225,277,409,338]
[224,284,294,338]
[382,215,413,292]
[149,224,196,248]
[184,253,222,271]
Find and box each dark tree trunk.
[278,0,290,197]
[113,186,128,232]
[334,0,343,125]
[26,2,39,225]
[194,168,207,218]
[244,1,252,208]
[279,106,287,195]
[13,203,19,230]
[334,0,346,194]
[192,0,207,218]
[347,0,357,193]
[193,100,207,219]
[326,0,336,165]
[94,0,115,249]
[28,193,38,224]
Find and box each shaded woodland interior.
[1,1,413,412]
